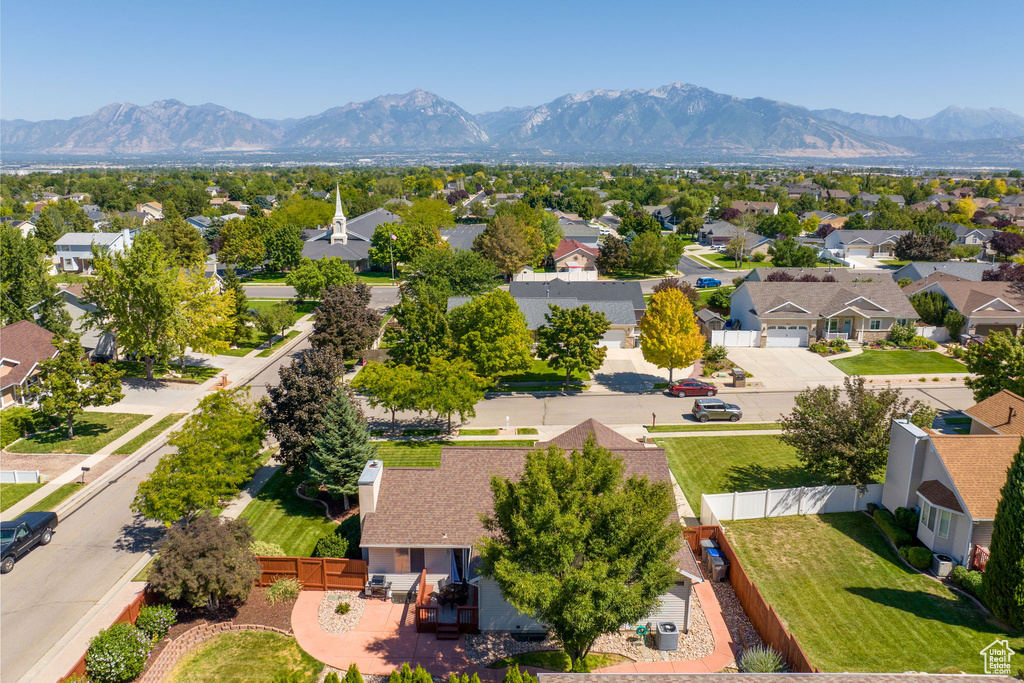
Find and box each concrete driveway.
[592,348,692,392]
[724,347,847,390]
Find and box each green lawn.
[830,350,967,375]
[704,253,762,270]
[53,273,91,284]
[496,384,588,393]
[459,428,498,436]
[488,650,630,671]
[248,299,319,317]
[113,413,187,454]
[880,259,911,266]
[0,483,45,511]
[239,469,340,557]
[725,514,1024,673]
[647,422,781,433]
[356,271,398,285]
[111,361,222,381]
[25,482,83,513]
[376,440,537,467]
[6,412,150,454]
[517,428,539,435]
[167,631,323,683]
[257,330,300,357]
[498,359,590,384]
[241,270,290,284]
[660,435,824,510]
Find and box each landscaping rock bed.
[318,590,367,634]
[465,591,714,666]
[711,580,762,652]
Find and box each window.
[828,319,839,332]
[897,319,908,327]
[869,320,882,330]
[937,509,952,539]
[922,500,937,532]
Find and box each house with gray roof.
[186,215,213,233]
[356,420,704,636]
[53,229,133,273]
[855,193,905,208]
[824,229,911,259]
[730,278,917,347]
[440,224,486,251]
[697,221,773,255]
[301,201,401,271]
[892,261,995,284]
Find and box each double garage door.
[765,325,809,347]
[848,247,871,258]
[600,329,626,348]
[975,324,1018,337]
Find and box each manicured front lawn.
[241,270,290,284]
[488,650,630,671]
[26,482,83,512]
[248,299,319,317]
[113,413,187,454]
[53,273,91,284]
[830,350,966,375]
[356,271,398,285]
[239,469,339,557]
[880,259,911,266]
[459,428,498,436]
[725,513,1024,673]
[167,631,323,683]
[704,253,762,270]
[660,435,824,511]
[111,361,222,381]
[376,440,537,467]
[6,412,150,454]
[498,359,590,384]
[0,483,45,511]
[257,330,300,357]
[647,422,781,432]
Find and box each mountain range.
[3,83,1023,162]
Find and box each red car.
[668,379,718,397]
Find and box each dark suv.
[692,398,742,422]
[1,511,58,573]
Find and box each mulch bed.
[146,586,297,666]
[299,482,360,523]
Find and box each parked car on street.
[692,398,742,422]
[669,379,718,397]
[695,277,722,288]
[1,511,58,573]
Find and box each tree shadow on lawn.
[255,470,329,521]
[817,512,921,576]
[21,417,116,447]
[592,370,667,392]
[723,463,825,493]
[844,586,1020,636]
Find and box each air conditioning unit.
[932,553,954,578]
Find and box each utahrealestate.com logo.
[980,639,1015,675]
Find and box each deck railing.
[456,606,479,634]
[414,568,438,632]
[972,545,990,572]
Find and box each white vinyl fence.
[0,470,41,484]
[513,270,597,282]
[700,483,884,526]
[710,329,759,347]
[916,325,950,342]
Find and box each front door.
[410,548,425,573]
[842,319,852,336]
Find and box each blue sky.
[3,0,1022,121]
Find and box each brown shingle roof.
[552,239,598,260]
[904,272,1024,314]
[916,479,964,513]
[742,280,918,320]
[361,421,701,579]
[965,389,1024,435]
[535,418,642,451]
[929,435,1021,520]
[0,320,57,390]
[537,675,1019,683]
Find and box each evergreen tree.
[222,267,252,343]
[154,203,206,268]
[342,663,365,683]
[307,387,378,509]
[983,439,1024,628]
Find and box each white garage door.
[765,325,809,347]
[600,329,626,348]
[848,246,871,258]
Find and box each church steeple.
[330,184,347,245]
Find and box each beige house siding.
[634,580,692,632]
[478,577,542,631]
[969,420,1000,435]
[973,521,994,549]
[555,252,597,271]
[366,547,458,575]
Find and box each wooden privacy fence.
[60,590,157,682]
[256,556,368,591]
[686,525,819,674]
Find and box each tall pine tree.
[307,386,378,509]
[983,439,1024,628]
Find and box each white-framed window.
[937,509,952,539]
[869,320,881,330]
[897,318,908,327]
[828,319,839,332]
[921,499,952,538]
[922,500,936,531]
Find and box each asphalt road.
[676,255,725,280]
[0,338,313,682]
[244,285,401,309]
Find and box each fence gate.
[298,558,325,590]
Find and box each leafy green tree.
[310,283,382,359]
[270,197,334,228]
[387,284,452,368]
[982,439,1024,628]
[369,199,451,264]
[31,335,124,439]
[909,291,950,326]
[0,223,65,327]
[448,290,533,379]
[948,243,982,261]
[474,214,541,278]
[153,204,206,268]
[169,268,233,371]
[536,305,610,389]
[768,238,818,267]
[261,349,346,470]
[351,362,422,434]
[640,289,704,382]
[84,232,178,380]
[286,257,356,300]
[479,438,680,671]
[403,245,499,298]
[756,212,801,238]
[148,514,261,610]
[308,386,379,509]
[629,231,667,275]
[597,235,630,274]
[222,267,252,344]
[844,212,867,230]
[963,331,1024,401]
[251,301,296,340]
[944,309,966,340]
[618,211,660,236]
[419,356,488,432]
[780,377,935,490]
[670,193,711,222]
[264,222,304,272]
[133,388,266,524]
[218,218,265,269]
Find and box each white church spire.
[329,184,347,245]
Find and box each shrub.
[500,665,537,683]
[732,276,746,287]
[888,322,917,345]
[905,335,938,349]
[267,577,303,604]
[898,545,933,570]
[135,603,177,641]
[703,345,729,364]
[312,532,350,559]
[866,502,880,514]
[808,341,827,354]
[326,674,342,683]
[751,252,766,262]
[897,277,913,288]
[874,509,912,547]
[85,622,152,683]
[344,663,365,683]
[944,310,966,340]
[950,564,986,600]
[249,540,286,557]
[0,406,38,448]
[738,644,787,673]
[894,506,920,534]
[336,601,351,615]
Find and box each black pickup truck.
[1,511,58,573]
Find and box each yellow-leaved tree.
[639,288,705,382]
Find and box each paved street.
[676,254,724,280]
[244,284,400,309]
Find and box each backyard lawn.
[660,435,824,511]
[111,361,222,381]
[239,468,340,557]
[830,350,966,375]
[725,513,1024,673]
[488,651,630,671]
[0,482,45,512]
[6,412,150,454]
[498,359,589,385]
[167,631,323,683]
[376,440,537,467]
[113,413,186,454]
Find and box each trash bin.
[655,622,679,651]
[707,553,730,582]
[732,369,746,388]
[700,538,719,563]
[703,547,723,576]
